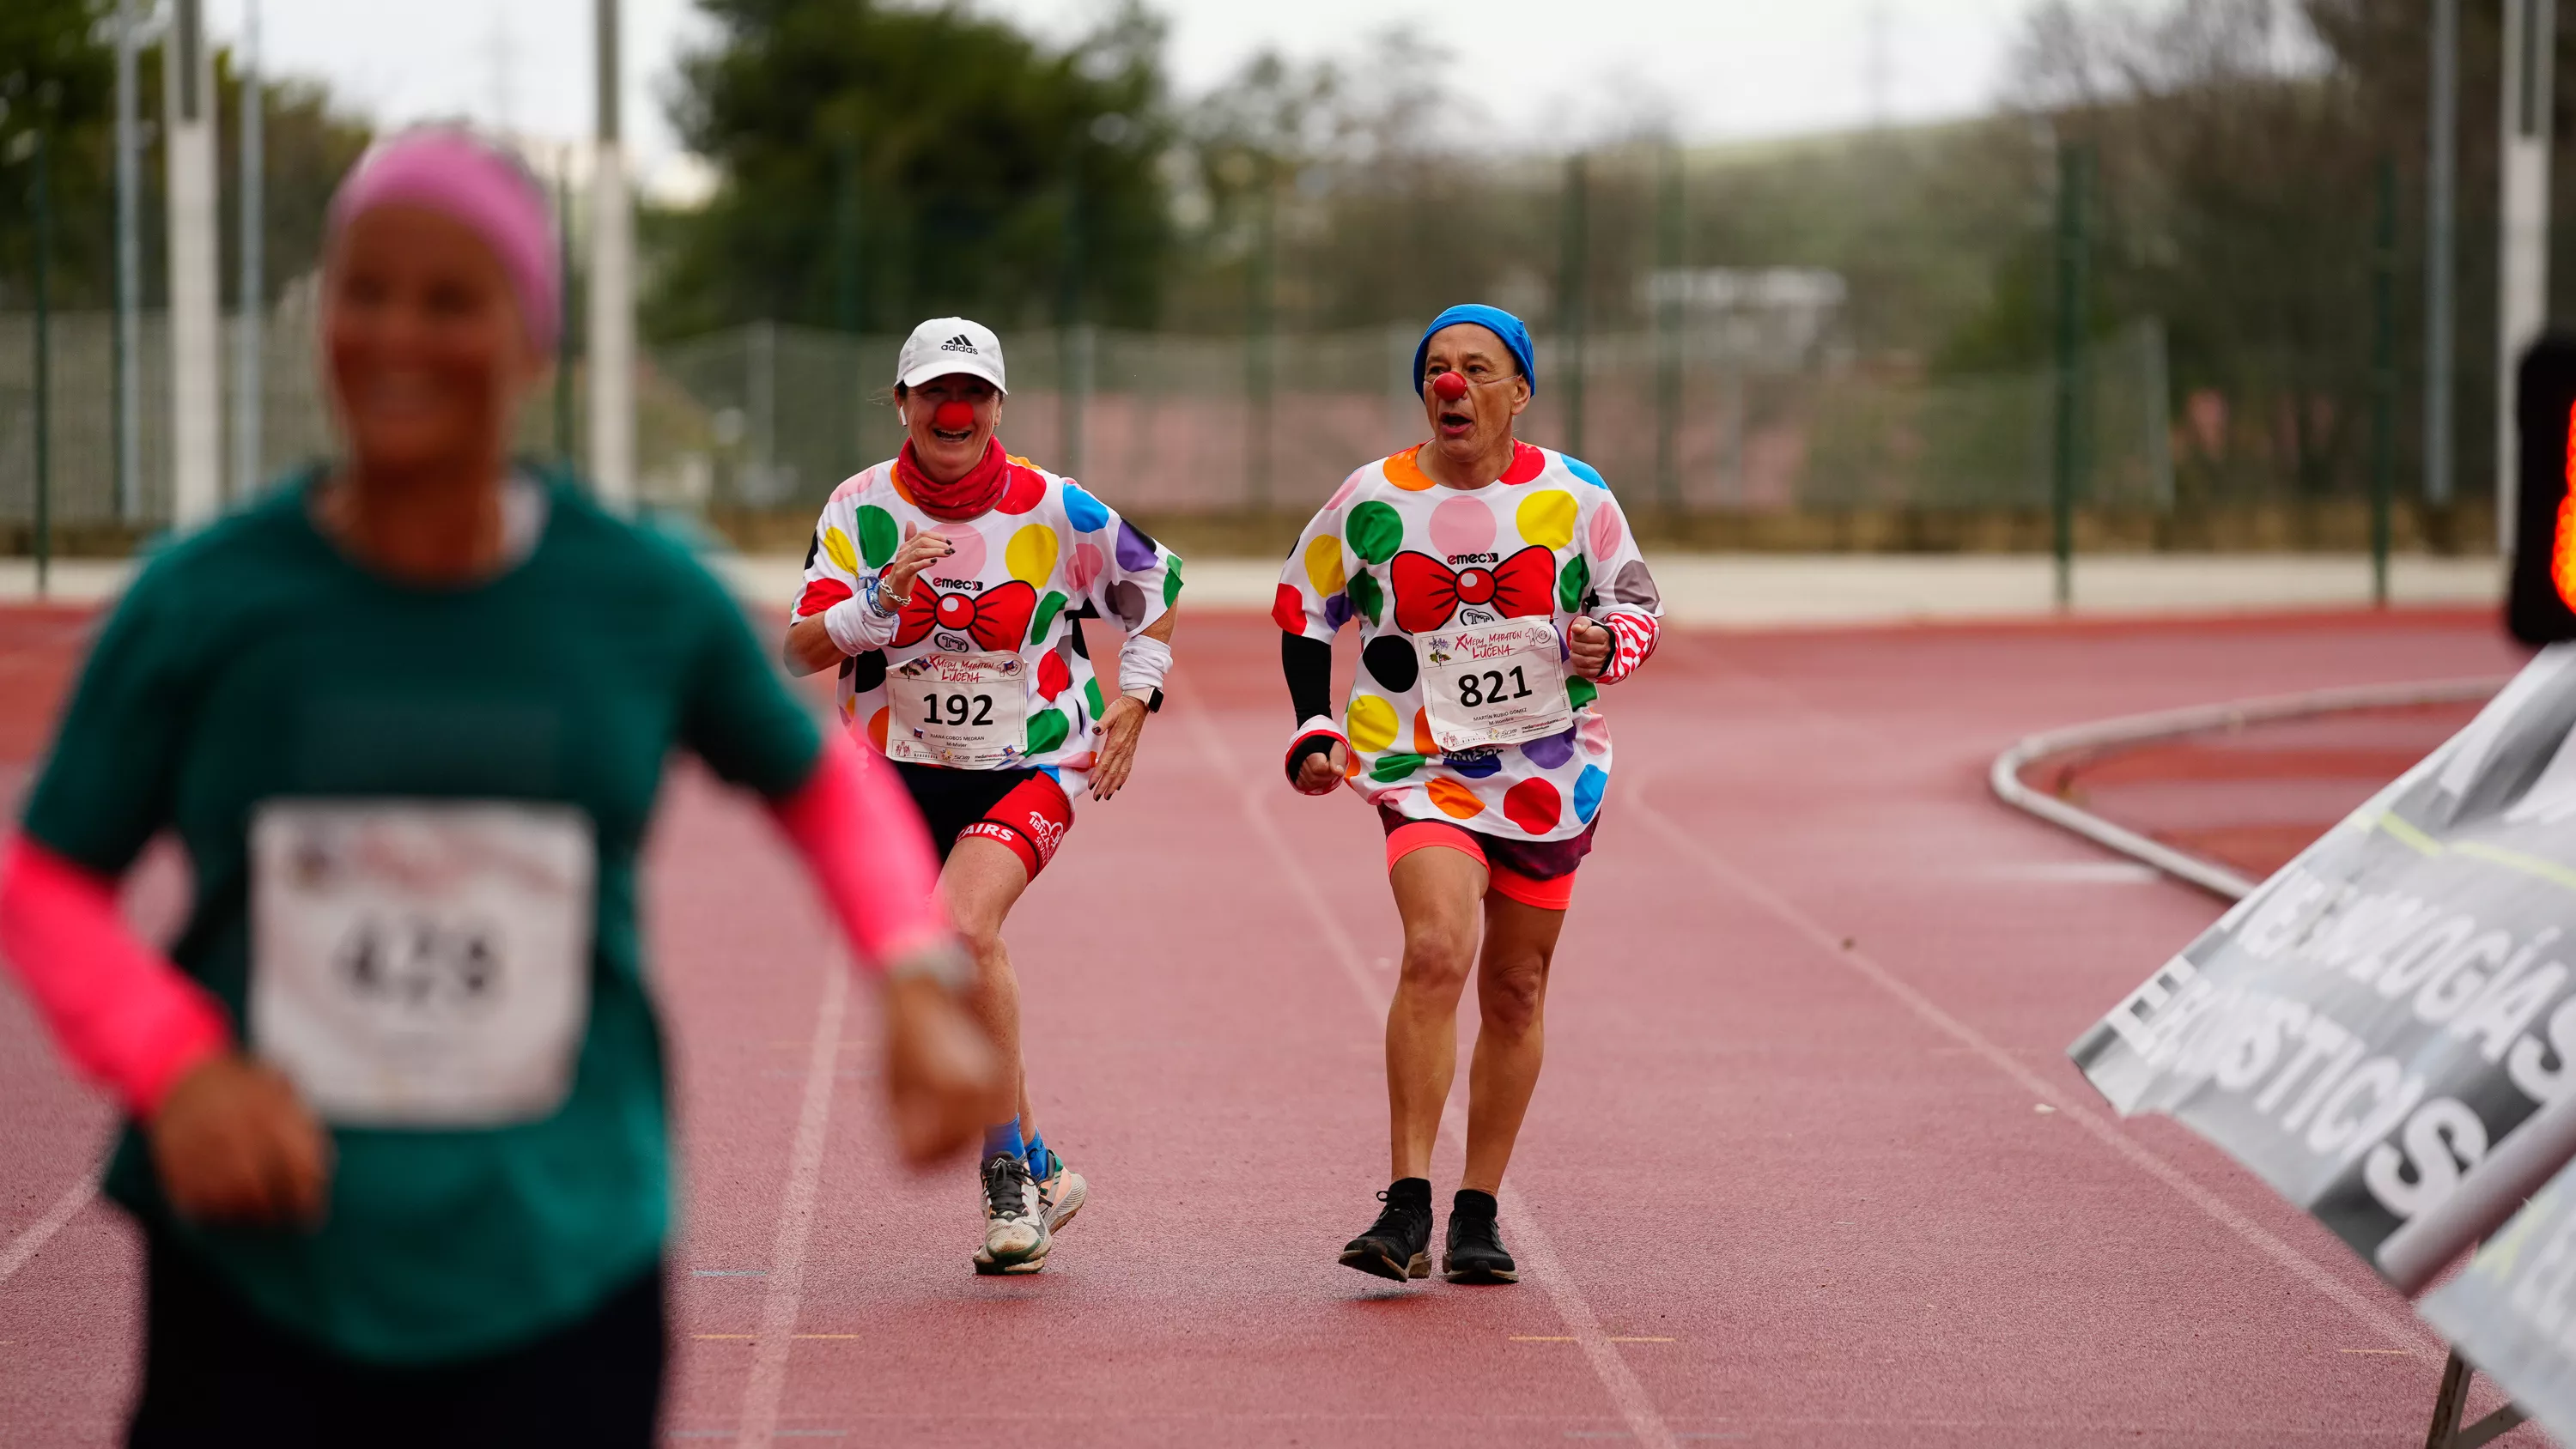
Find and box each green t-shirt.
[19,471,822,1365]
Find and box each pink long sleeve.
[0,836,233,1119]
[767,731,954,972]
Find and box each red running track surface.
[0,604,2549,1446]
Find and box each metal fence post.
[2373,156,2398,606]
[1558,151,1589,460]
[32,125,54,598]
[556,157,574,463]
[234,0,263,500]
[1656,143,1685,512]
[750,318,775,504]
[114,0,141,522]
[2427,0,2458,514]
[1247,179,1276,511]
[2142,316,2172,511]
[2051,141,2091,611]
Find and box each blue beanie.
[1413,304,1537,397]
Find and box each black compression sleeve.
[1282,633,1334,726]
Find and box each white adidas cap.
[896,317,1007,394]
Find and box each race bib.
[249,801,595,1128]
[1420,620,1576,752]
[887,652,1030,768]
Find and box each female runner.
[1275,304,1662,1283]
[0,129,997,1446]
[784,317,1183,1275]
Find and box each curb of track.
[1987,675,2511,901]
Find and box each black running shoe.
[1443,1205,1519,1283]
[1339,1185,1433,1282]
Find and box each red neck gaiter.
[896,437,1010,522]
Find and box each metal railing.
[3,310,2188,527]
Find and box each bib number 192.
[921,692,996,726]
[1455,667,1534,711]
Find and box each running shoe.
[1032,1148,1087,1234]
[1443,1207,1519,1283]
[974,1153,1050,1276]
[1339,1188,1433,1282]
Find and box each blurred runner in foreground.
[783,317,1183,1275]
[0,128,998,1448]
[1275,305,1663,1283]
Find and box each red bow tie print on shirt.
[894,579,1038,651]
[1390,546,1556,634]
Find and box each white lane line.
[733,957,854,1449]
[0,1176,94,1288]
[1622,775,2434,1354]
[1179,687,1680,1449]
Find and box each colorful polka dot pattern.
[1304,533,1347,597]
[1516,490,1577,550]
[797,453,1182,788]
[856,506,898,568]
[1276,444,1661,843]
[1346,694,1400,754]
[1007,524,1059,588]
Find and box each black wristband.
[1285,732,1340,784]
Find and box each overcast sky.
[215,0,2035,194]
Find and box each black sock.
[1386,1177,1432,1210]
[1452,1189,1498,1222]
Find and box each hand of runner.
[879,532,955,607]
[1567,615,1613,681]
[149,1053,332,1227]
[880,972,1005,1166]
[1294,739,1351,795]
[1089,696,1150,800]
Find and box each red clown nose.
[1431,372,1469,402]
[931,400,978,432]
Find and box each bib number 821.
[921,692,996,726]
[1455,667,1534,710]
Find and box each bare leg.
[1384,846,1488,1182]
[1461,892,1566,1195]
[939,837,1035,1145]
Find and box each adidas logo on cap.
[940,334,978,353]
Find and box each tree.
[647,0,1175,341]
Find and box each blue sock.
[982,1117,1024,1164]
[1023,1129,1051,1174]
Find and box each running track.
[0,605,2549,1446]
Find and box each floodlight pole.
[112,0,141,522]
[234,0,264,500]
[589,0,635,509]
[164,0,222,528]
[2427,0,2458,516]
[2499,0,2555,557]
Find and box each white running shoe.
[975,1153,1050,1276]
[1033,1149,1087,1234]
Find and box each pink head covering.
[325,127,560,353]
